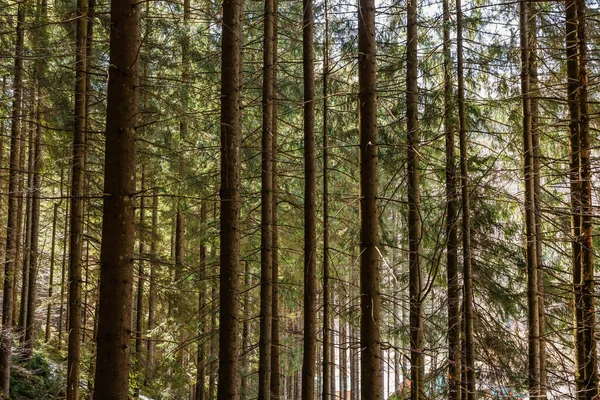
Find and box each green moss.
[9,353,63,399]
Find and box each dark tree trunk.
[24,77,43,358]
[93,0,140,396]
[322,1,331,397]
[358,0,381,394]
[258,0,275,391]
[195,202,207,400]
[218,0,243,394]
[134,171,146,398]
[519,0,540,396]
[567,0,598,396]
[443,0,461,396]
[528,4,546,397]
[0,3,25,393]
[456,0,475,396]
[406,0,424,396]
[67,1,88,397]
[301,0,317,394]
[270,2,280,394]
[241,263,251,398]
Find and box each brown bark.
[444,0,461,396]
[322,1,331,397]
[135,170,146,397]
[258,0,275,391]
[571,0,597,396]
[147,186,159,368]
[358,0,381,394]
[519,0,540,396]
[456,0,475,396]
[406,0,424,396]
[45,203,59,342]
[218,0,243,394]
[270,2,281,394]
[241,263,252,398]
[301,0,317,394]
[67,1,88,397]
[24,77,42,358]
[528,4,546,396]
[18,102,34,342]
[92,0,140,396]
[566,0,584,396]
[59,174,70,350]
[0,3,25,393]
[195,202,207,400]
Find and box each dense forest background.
[0,0,599,398]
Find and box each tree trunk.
[528,3,546,397]
[218,0,243,394]
[358,0,381,394]
[59,174,70,350]
[93,0,140,396]
[519,0,540,396]
[406,0,424,396]
[46,203,59,342]
[258,0,275,391]
[456,0,476,397]
[270,3,280,394]
[565,0,585,397]
[322,1,331,397]
[147,186,158,368]
[0,3,25,393]
[444,0,461,396]
[67,1,88,397]
[24,76,43,357]
[134,171,146,398]
[18,101,34,343]
[301,0,317,394]
[241,263,251,398]
[195,202,207,400]
[572,0,597,396]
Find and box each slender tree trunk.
[134,171,146,398]
[456,0,475,396]
[67,1,88,397]
[565,0,585,397]
[574,0,597,396]
[218,0,243,394]
[46,203,59,342]
[24,77,43,357]
[322,2,331,397]
[18,103,34,342]
[444,0,461,396]
[195,202,207,400]
[358,0,381,394]
[59,174,70,350]
[406,0,424,396]
[270,3,281,394]
[241,263,251,399]
[528,4,546,397]
[519,1,540,396]
[12,116,27,328]
[0,3,25,393]
[93,0,140,396]
[145,186,158,381]
[340,315,347,400]
[258,0,275,391]
[301,0,317,394]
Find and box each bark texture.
[92,0,140,396]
